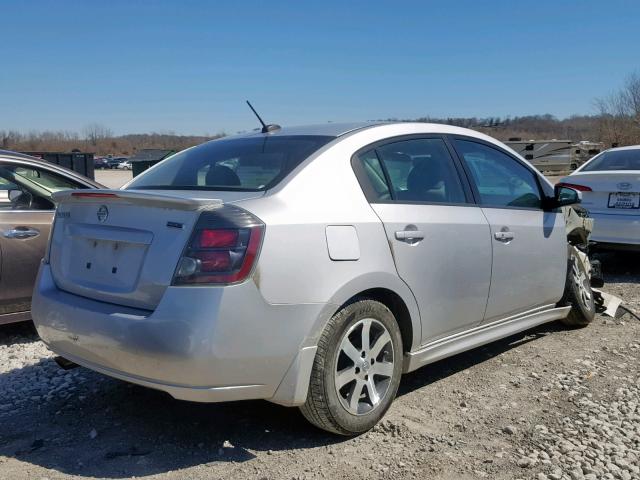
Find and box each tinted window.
[0,164,84,210]
[127,135,334,191]
[4,165,81,191]
[375,138,466,203]
[455,140,542,209]
[581,150,640,171]
[357,149,392,200]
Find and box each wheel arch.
[340,288,414,355]
[320,272,421,353]
[270,273,421,407]
[567,226,589,247]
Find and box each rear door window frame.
[351,134,476,206]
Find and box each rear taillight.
[172,205,264,286]
[556,182,592,192]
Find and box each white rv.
[505,139,572,172]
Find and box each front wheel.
[300,299,403,435]
[559,246,596,327]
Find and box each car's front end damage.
[564,205,622,315]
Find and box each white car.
[117,160,132,170]
[559,145,640,250]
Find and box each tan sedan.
[0,150,101,324]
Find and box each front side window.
[373,138,466,203]
[127,135,334,191]
[0,163,85,210]
[581,149,640,171]
[454,140,542,209]
[7,165,81,191]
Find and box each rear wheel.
[300,299,403,435]
[559,246,596,327]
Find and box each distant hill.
[382,114,604,144]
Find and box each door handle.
[3,227,40,239]
[395,230,425,242]
[494,231,515,242]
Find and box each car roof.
[0,149,40,161]
[237,121,385,138]
[225,121,506,143]
[603,145,640,152]
[0,149,103,188]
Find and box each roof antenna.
[246,100,281,133]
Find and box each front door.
[0,161,83,316]
[452,138,567,322]
[0,210,52,315]
[354,137,492,344]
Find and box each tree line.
[2,72,639,155]
[390,72,640,147]
[0,128,224,157]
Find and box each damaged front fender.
[563,205,593,247]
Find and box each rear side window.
[127,135,334,191]
[357,150,392,201]
[374,138,466,203]
[454,140,542,209]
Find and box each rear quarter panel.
[237,131,422,349]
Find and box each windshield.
[582,150,640,171]
[126,135,335,191]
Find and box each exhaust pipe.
[54,356,79,370]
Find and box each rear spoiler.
[52,189,223,211]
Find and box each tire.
[300,299,403,435]
[559,246,596,327]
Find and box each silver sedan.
[32,122,594,435]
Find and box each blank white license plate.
[608,192,640,209]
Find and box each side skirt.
[403,305,571,373]
[0,310,31,326]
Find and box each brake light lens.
[172,206,264,285]
[197,229,239,248]
[71,192,120,198]
[556,182,592,192]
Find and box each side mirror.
[8,189,22,202]
[553,185,582,207]
[8,188,33,208]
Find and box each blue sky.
[2,0,639,135]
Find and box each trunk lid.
[48,189,251,310]
[568,172,640,216]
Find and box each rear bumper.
[32,263,330,405]
[587,212,640,247]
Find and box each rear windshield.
[126,135,334,191]
[582,150,640,172]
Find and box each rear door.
[354,137,492,344]
[452,138,566,322]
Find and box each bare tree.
[594,71,640,146]
[83,123,113,146]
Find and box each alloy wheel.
[334,318,395,415]
[572,259,592,309]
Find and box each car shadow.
[592,250,640,284]
[0,320,567,478]
[0,321,39,347]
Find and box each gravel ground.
[94,169,132,189]
[0,252,638,480]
